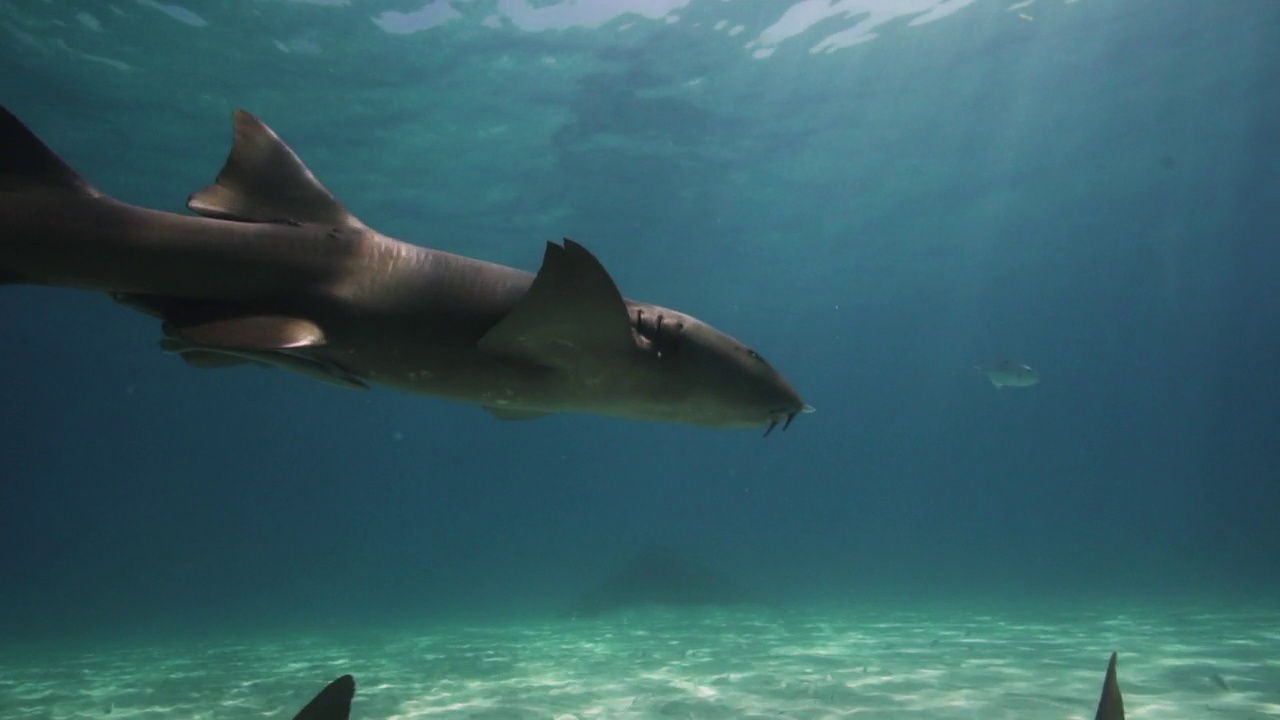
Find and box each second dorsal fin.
[188,110,363,229]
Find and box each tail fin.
[0,105,101,197]
[1095,652,1125,720]
[292,674,355,720]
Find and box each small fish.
[1210,672,1232,691]
[977,360,1040,388]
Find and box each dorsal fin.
[477,238,636,366]
[1095,652,1125,720]
[188,110,363,229]
[292,675,354,720]
[0,105,101,197]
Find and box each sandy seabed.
[3,604,1277,719]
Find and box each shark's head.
[474,240,810,433]
[628,303,812,433]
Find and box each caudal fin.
[1095,652,1125,720]
[0,105,101,197]
[292,674,355,720]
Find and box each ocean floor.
[2,604,1277,719]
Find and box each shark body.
[0,106,809,431]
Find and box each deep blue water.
[1,0,1277,645]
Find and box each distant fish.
[977,360,1040,389]
[1209,672,1232,691]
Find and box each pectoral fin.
[159,341,270,370]
[160,318,367,391]
[161,338,368,391]
[478,238,635,366]
[168,315,325,352]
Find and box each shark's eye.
[747,349,763,361]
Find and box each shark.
[284,651,1127,719]
[0,105,811,433]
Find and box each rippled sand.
[2,605,1277,719]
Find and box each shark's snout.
[763,403,815,437]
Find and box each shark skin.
[293,675,355,720]
[1095,651,1125,720]
[0,105,811,432]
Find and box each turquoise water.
[3,0,1279,717]
[5,604,1278,718]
